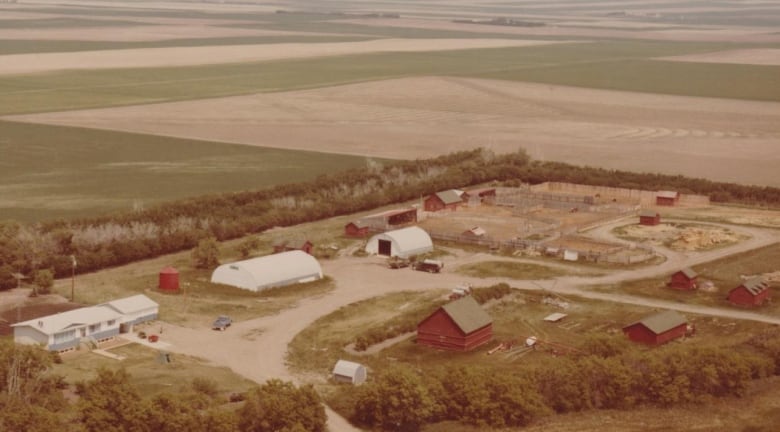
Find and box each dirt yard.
[11,76,779,187]
[615,223,747,251]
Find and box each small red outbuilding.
[417,296,493,351]
[656,191,679,206]
[424,190,462,212]
[344,221,370,237]
[728,278,771,307]
[639,209,661,226]
[159,267,180,292]
[622,310,688,345]
[668,268,698,290]
[273,239,313,255]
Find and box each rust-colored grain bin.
[159,267,180,292]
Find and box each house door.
[80,328,86,337]
[378,239,392,256]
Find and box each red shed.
[622,310,688,345]
[273,239,313,255]
[424,190,462,212]
[728,278,771,307]
[656,191,679,206]
[639,209,661,226]
[668,268,698,290]
[344,221,370,237]
[159,267,180,292]
[417,296,493,351]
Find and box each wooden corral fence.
[532,182,710,207]
[576,208,640,233]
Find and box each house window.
[53,330,76,344]
[89,323,102,333]
[107,320,116,326]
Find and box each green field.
[2,40,778,117]
[0,121,375,221]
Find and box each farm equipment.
[387,256,410,269]
[449,283,473,300]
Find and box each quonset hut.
[210,251,323,292]
[364,226,433,258]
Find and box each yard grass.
[52,343,255,397]
[0,121,376,221]
[600,242,780,314]
[456,260,574,279]
[0,40,772,116]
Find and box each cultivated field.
[661,48,780,66]
[11,77,779,187]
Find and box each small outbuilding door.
[378,239,392,256]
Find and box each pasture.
[0,121,373,221]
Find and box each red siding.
[344,223,369,237]
[728,286,771,307]
[159,267,180,292]
[424,196,459,212]
[656,197,676,206]
[417,310,492,351]
[669,272,697,290]
[639,215,660,226]
[623,323,687,345]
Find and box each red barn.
[623,310,688,345]
[639,209,661,226]
[728,278,771,307]
[344,221,370,237]
[417,296,493,351]
[656,191,679,206]
[273,239,313,255]
[424,190,463,212]
[668,268,698,290]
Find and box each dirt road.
[159,221,780,430]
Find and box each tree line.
[0,340,325,432]
[338,333,780,431]
[2,149,779,290]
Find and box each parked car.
[212,315,232,331]
[413,259,444,273]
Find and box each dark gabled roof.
[677,268,698,279]
[441,296,492,334]
[434,190,463,205]
[738,278,770,296]
[625,310,687,335]
[639,209,659,217]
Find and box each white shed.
[365,226,433,258]
[563,250,579,261]
[332,360,367,385]
[101,294,158,330]
[211,250,323,292]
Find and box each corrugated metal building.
[365,226,433,258]
[211,251,323,292]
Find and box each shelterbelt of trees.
[2,148,779,290]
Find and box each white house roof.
[12,306,121,336]
[657,190,679,199]
[211,250,322,290]
[332,360,364,377]
[101,294,158,314]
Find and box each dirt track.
[158,218,780,429]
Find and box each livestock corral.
[417,184,669,264]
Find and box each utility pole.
[70,255,77,302]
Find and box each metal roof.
[211,250,322,291]
[102,294,158,314]
[544,312,568,322]
[377,226,433,255]
[657,191,679,199]
[441,296,492,334]
[639,209,659,217]
[12,306,121,335]
[434,190,463,205]
[627,310,687,335]
[464,226,486,236]
[679,268,698,279]
[364,208,416,219]
[740,278,769,296]
[332,360,365,377]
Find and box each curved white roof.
[365,226,433,258]
[211,251,322,292]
